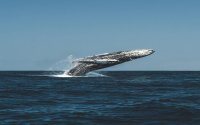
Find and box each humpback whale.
[66,49,155,76]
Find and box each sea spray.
[48,55,77,71]
[47,55,77,77]
[48,55,105,77]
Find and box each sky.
[0,0,200,71]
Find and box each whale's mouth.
[148,49,155,54]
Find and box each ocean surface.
[0,71,200,125]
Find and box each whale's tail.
[66,49,155,76]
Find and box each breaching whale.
[66,49,155,76]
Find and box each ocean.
[0,71,199,125]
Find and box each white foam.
[48,55,77,71]
[49,71,106,78]
[51,73,73,78]
[86,72,106,77]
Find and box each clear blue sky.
[0,0,200,70]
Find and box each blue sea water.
[0,71,200,125]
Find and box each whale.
[66,49,155,76]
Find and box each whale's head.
[123,49,155,59]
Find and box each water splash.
[47,55,76,77]
[48,55,106,78]
[86,72,106,77]
[50,71,106,78]
[48,55,76,71]
[50,73,73,78]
